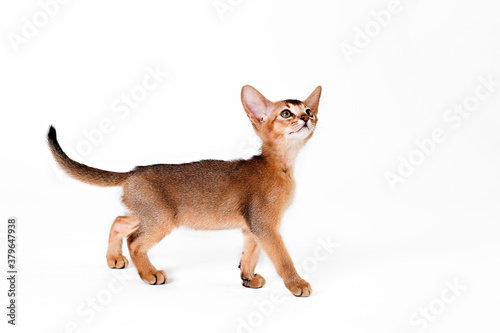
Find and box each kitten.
[48,85,322,297]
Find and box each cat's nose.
[300,114,309,123]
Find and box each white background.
[1,0,500,332]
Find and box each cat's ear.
[304,86,322,115]
[241,85,273,124]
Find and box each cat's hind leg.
[239,229,266,288]
[127,214,174,285]
[106,215,140,269]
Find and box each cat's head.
[241,85,322,147]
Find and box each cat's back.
[125,155,291,196]
[131,158,247,184]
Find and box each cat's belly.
[176,211,247,230]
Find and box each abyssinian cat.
[48,85,322,297]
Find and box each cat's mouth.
[289,124,310,135]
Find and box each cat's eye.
[280,109,292,118]
[305,109,314,117]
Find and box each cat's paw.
[286,279,312,297]
[107,255,129,269]
[140,270,167,285]
[242,273,266,289]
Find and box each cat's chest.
[283,174,296,206]
[267,171,296,206]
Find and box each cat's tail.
[47,126,131,187]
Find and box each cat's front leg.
[253,228,311,297]
[239,229,266,288]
